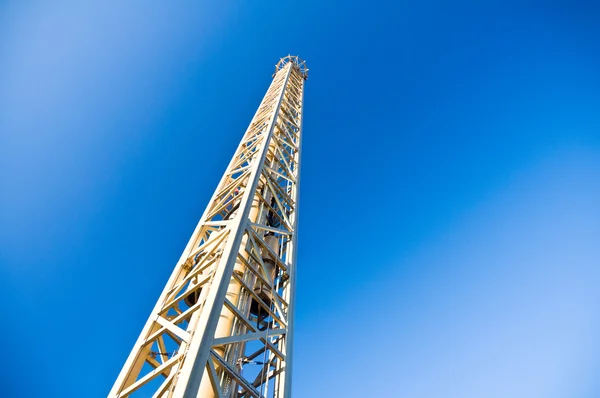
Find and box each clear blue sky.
[1,1,600,397]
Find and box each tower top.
[276,55,309,79]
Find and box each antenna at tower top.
[276,55,309,79]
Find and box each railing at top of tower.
[275,55,309,80]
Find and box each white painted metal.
[109,56,307,398]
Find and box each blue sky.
[1,1,600,397]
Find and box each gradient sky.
[1,2,600,397]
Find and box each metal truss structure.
[109,56,307,398]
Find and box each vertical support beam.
[279,66,304,398]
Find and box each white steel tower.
[109,56,307,398]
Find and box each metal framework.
[109,56,307,398]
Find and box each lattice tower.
[109,55,307,398]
